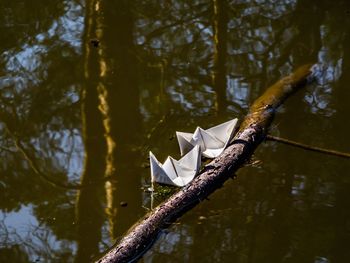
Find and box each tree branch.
[96,64,316,263]
[266,134,350,159]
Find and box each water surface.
[0,0,350,262]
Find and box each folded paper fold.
[176,118,238,158]
[149,145,201,187]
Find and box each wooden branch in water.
[266,135,350,159]
[96,64,315,263]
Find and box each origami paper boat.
[149,145,201,187]
[176,118,238,158]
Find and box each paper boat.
[149,145,201,187]
[176,118,238,158]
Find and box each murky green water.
[1,0,350,262]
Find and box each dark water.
[1,0,350,262]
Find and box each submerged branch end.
[266,135,350,159]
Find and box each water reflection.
[0,0,350,262]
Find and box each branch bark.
[96,64,315,263]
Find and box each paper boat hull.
[149,145,201,187]
[176,118,238,158]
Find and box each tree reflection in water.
[0,0,350,262]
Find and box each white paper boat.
[149,145,201,187]
[176,118,238,158]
